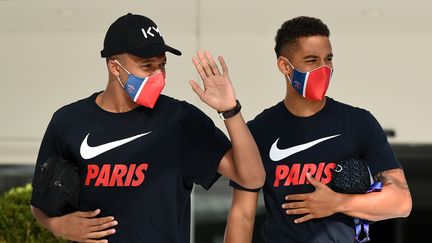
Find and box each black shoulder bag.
[328,158,382,243]
[31,156,80,217]
[328,157,371,194]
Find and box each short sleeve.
[360,111,402,175]
[180,103,231,190]
[229,180,261,192]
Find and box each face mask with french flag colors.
[284,58,333,101]
[115,60,165,108]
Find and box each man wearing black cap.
[30,13,264,243]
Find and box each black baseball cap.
[101,13,182,58]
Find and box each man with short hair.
[224,16,412,243]
[31,13,265,243]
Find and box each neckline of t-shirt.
[279,97,334,120]
[90,91,145,117]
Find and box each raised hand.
[189,50,237,112]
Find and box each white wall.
[1,1,431,164]
[331,34,432,144]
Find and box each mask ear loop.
[282,57,295,69]
[114,60,131,75]
[114,60,131,88]
[281,57,295,83]
[116,76,125,88]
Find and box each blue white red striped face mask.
[115,60,165,108]
[284,58,333,101]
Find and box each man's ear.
[107,58,121,77]
[277,56,291,77]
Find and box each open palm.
[189,50,237,111]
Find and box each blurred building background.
[1,0,431,242]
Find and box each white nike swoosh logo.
[80,132,152,159]
[269,134,340,161]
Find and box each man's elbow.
[30,205,38,219]
[390,190,412,219]
[399,194,412,218]
[257,170,266,187]
[251,169,266,188]
[248,162,266,188]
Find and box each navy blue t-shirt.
[231,97,401,243]
[31,92,231,243]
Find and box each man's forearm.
[338,169,412,221]
[338,186,411,221]
[224,214,255,243]
[224,189,258,243]
[224,113,265,188]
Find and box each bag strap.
[354,182,383,242]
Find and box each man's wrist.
[335,193,350,214]
[218,100,241,120]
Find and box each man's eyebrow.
[302,53,333,59]
[138,57,167,63]
[303,55,318,59]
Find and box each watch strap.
[218,100,241,120]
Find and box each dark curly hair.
[274,16,330,57]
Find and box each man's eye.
[326,57,333,62]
